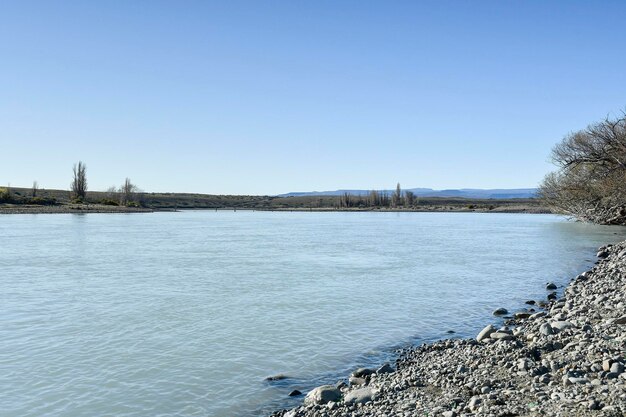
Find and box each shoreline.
[0,205,550,215]
[0,204,156,214]
[270,240,626,417]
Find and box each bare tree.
[404,190,416,207]
[392,183,402,208]
[105,186,118,199]
[32,181,38,198]
[539,112,626,225]
[71,161,87,200]
[368,190,380,207]
[339,192,353,208]
[119,178,139,206]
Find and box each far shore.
[0,204,551,215]
[0,186,547,215]
[0,204,156,214]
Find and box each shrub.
[0,188,12,203]
[28,197,56,205]
[100,199,119,206]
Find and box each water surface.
[1,211,625,416]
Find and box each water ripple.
[1,211,625,417]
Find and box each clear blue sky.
[1,1,625,195]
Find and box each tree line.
[70,161,142,206]
[0,161,142,207]
[337,183,417,208]
[540,111,626,225]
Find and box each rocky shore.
[271,241,626,417]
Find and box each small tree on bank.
[71,161,87,200]
[539,112,626,225]
[119,178,139,206]
[392,183,402,208]
[405,190,416,207]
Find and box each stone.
[468,396,481,411]
[477,324,495,342]
[539,323,554,336]
[442,411,457,417]
[589,399,600,410]
[568,377,590,384]
[265,374,289,381]
[518,359,530,371]
[377,363,394,374]
[491,331,514,341]
[349,376,366,386]
[493,307,508,315]
[344,387,375,405]
[614,316,626,325]
[546,282,557,290]
[351,367,374,378]
[288,389,302,397]
[610,362,624,374]
[551,321,574,331]
[304,385,342,405]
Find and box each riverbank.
[0,186,546,212]
[0,204,154,214]
[272,241,626,417]
[0,204,549,215]
[259,205,550,214]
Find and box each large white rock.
[304,385,342,405]
[476,324,495,342]
[344,387,376,404]
[551,321,574,331]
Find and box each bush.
[0,188,13,203]
[70,197,85,204]
[100,199,119,206]
[28,197,56,205]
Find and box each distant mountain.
[278,188,537,199]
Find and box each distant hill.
[278,188,537,199]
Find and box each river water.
[1,211,625,416]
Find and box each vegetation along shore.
[0,185,546,215]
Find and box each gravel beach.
[272,240,626,417]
